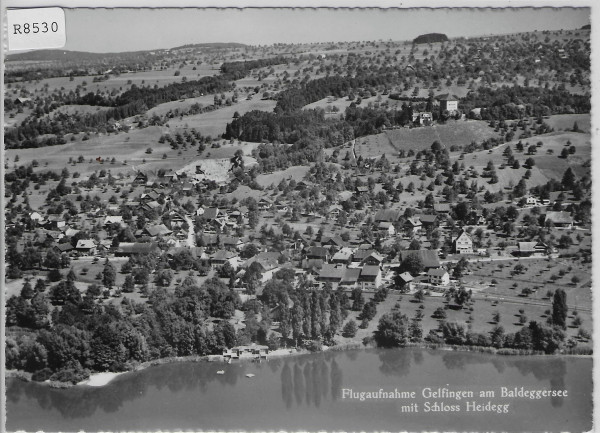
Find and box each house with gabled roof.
[452,229,473,254]
[75,239,97,255]
[306,246,330,261]
[359,265,382,289]
[340,267,361,287]
[400,249,441,270]
[144,224,173,238]
[544,211,573,229]
[517,241,548,257]
[332,247,354,264]
[428,268,450,286]
[374,209,401,223]
[318,264,346,284]
[378,221,396,238]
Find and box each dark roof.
[204,208,219,220]
[307,246,329,258]
[342,268,361,283]
[435,93,459,101]
[319,264,346,280]
[360,265,381,277]
[428,268,448,277]
[400,250,440,269]
[418,214,437,224]
[374,209,401,222]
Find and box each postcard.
[2,2,595,432]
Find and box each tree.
[374,311,410,347]
[351,288,365,311]
[399,253,424,276]
[102,260,116,288]
[561,167,576,189]
[552,289,568,330]
[20,280,35,299]
[342,320,358,338]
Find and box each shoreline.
[6,343,591,389]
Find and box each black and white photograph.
[2,2,595,432]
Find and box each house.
[321,234,347,250]
[306,246,330,262]
[222,236,243,250]
[115,242,159,257]
[45,215,66,229]
[211,250,239,269]
[428,268,450,286]
[545,211,573,229]
[412,111,433,125]
[435,93,459,114]
[53,243,74,254]
[103,215,125,227]
[417,214,437,229]
[355,186,369,195]
[144,224,173,238]
[406,217,422,234]
[374,209,401,223]
[203,207,220,221]
[396,272,414,291]
[359,265,382,289]
[75,239,96,255]
[332,247,354,264]
[433,203,451,214]
[258,198,273,211]
[452,229,474,254]
[352,248,374,263]
[301,258,325,273]
[318,264,346,284]
[526,196,538,206]
[327,205,343,218]
[517,241,548,257]
[340,267,361,287]
[223,344,269,358]
[378,221,396,238]
[132,172,148,185]
[362,252,384,266]
[29,212,44,224]
[400,250,441,270]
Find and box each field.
[165,98,277,137]
[355,120,502,160]
[544,113,591,133]
[256,166,311,187]
[451,130,590,192]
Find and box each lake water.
[6,348,592,432]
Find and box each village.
[4,24,593,389]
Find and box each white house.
[428,268,450,286]
[452,229,474,254]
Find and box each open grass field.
[544,113,591,133]
[166,98,277,137]
[256,166,311,188]
[5,126,166,176]
[7,64,219,96]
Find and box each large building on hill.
[435,93,459,115]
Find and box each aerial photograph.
[3,6,593,432]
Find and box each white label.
[6,8,66,51]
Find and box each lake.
[5,348,592,432]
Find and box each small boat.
[216,370,225,375]
[245,373,255,378]
[227,358,232,364]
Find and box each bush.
[305,340,323,352]
[32,368,53,382]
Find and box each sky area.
[62,7,590,53]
